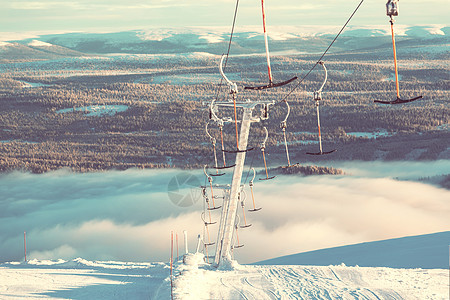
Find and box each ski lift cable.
[278,0,366,105]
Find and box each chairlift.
[375,0,423,105]
[244,0,297,90]
[259,127,276,180]
[306,62,337,156]
[248,168,262,212]
[203,166,222,210]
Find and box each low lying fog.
[1,160,449,264]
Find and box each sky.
[1,161,449,264]
[0,0,448,37]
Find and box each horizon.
[1,0,448,40]
[1,24,448,44]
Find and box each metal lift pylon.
[209,55,274,267]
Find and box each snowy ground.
[174,255,448,300]
[0,258,170,299]
[1,256,447,300]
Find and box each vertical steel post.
[24,231,27,263]
[214,107,253,266]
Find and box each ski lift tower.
[209,56,275,267]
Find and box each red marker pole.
[261,0,273,83]
[170,231,173,300]
[24,231,27,262]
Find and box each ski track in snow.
[0,257,447,299]
[173,261,447,300]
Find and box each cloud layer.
[1,161,449,264]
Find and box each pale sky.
[0,0,448,36]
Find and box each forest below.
[0,47,448,175]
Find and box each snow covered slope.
[0,258,171,299]
[258,231,450,269]
[0,42,85,63]
[174,255,447,300]
[1,256,447,300]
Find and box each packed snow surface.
[1,256,446,299]
[0,258,170,299]
[174,256,447,300]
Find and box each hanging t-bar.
[222,147,255,154]
[218,55,255,153]
[244,0,296,90]
[306,62,336,156]
[201,211,216,226]
[280,100,300,166]
[375,1,422,105]
[259,127,276,181]
[239,191,252,228]
[205,122,225,176]
[248,168,262,212]
[211,164,236,170]
[203,221,215,247]
[203,165,222,210]
[233,215,244,249]
[245,77,298,91]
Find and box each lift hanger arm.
[219,54,238,94]
[307,61,336,155]
[259,127,276,180]
[313,61,327,101]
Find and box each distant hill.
[257,231,450,269]
[4,25,448,57]
[0,41,86,63]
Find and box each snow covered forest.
[0,27,449,174]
